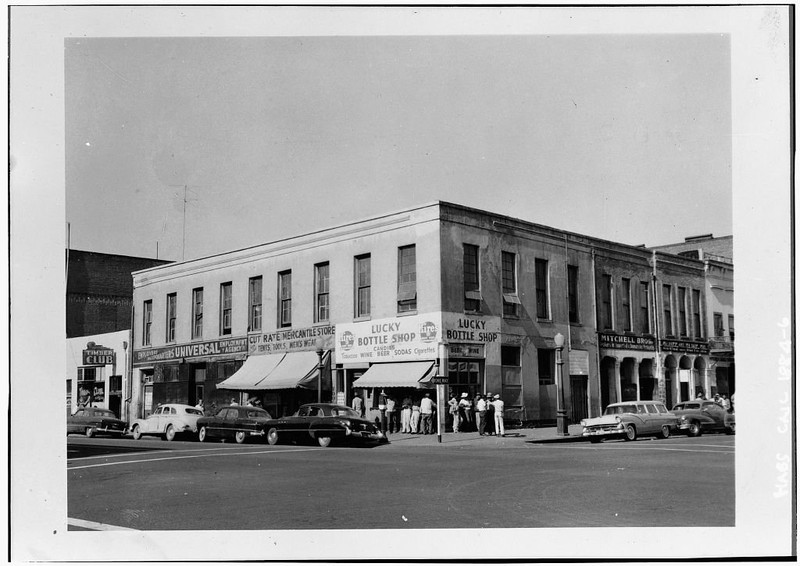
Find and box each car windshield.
[96,410,116,418]
[603,405,638,415]
[246,409,271,418]
[184,408,203,415]
[330,407,359,418]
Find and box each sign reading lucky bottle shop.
[335,313,442,364]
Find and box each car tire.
[687,422,702,437]
[165,424,176,441]
[85,427,95,438]
[725,424,735,435]
[131,425,142,440]
[624,424,637,441]
[267,428,279,445]
[660,425,671,439]
[198,426,207,442]
[317,435,332,448]
[589,437,602,444]
[235,431,246,444]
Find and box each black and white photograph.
[8,4,794,563]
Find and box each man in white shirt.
[492,394,505,437]
[420,393,437,434]
[475,394,487,435]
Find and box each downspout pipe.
[651,252,664,404]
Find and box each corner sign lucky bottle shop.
[335,313,442,364]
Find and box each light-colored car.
[672,400,735,436]
[130,403,204,441]
[581,401,678,443]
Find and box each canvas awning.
[353,361,436,389]
[216,353,286,390]
[261,350,329,390]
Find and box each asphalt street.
[67,432,734,531]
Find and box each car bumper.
[345,427,385,441]
[96,426,127,434]
[582,427,624,438]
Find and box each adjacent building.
[128,202,734,426]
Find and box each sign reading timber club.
[335,313,442,364]
[83,347,115,366]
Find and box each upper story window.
[568,265,579,324]
[621,278,632,332]
[463,244,481,312]
[502,251,520,317]
[143,300,153,346]
[315,262,330,323]
[678,286,688,337]
[713,312,724,338]
[501,345,521,367]
[728,314,734,341]
[278,271,292,328]
[355,254,371,318]
[192,287,204,339]
[535,258,550,319]
[662,284,673,336]
[692,289,702,338]
[220,282,232,336]
[639,282,651,335]
[599,274,613,330]
[166,293,177,343]
[397,245,417,313]
[248,276,262,332]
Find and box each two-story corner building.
[650,234,734,399]
[128,201,731,427]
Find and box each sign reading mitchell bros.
[335,313,442,364]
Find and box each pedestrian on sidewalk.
[448,393,460,432]
[410,397,421,433]
[400,395,412,433]
[351,392,365,418]
[485,392,496,436]
[475,394,487,435]
[420,393,436,434]
[492,394,505,437]
[458,392,473,432]
[386,394,397,433]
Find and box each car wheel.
[624,424,637,441]
[660,425,671,439]
[687,422,702,437]
[85,427,95,438]
[131,425,142,440]
[267,428,279,445]
[589,437,602,444]
[725,423,735,435]
[198,426,207,442]
[317,435,332,448]
[235,431,246,444]
[165,424,176,441]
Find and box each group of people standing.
[351,391,439,434]
[448,392,506,437]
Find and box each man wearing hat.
[475,393,487,435]
[485,392,495,435]
[492,394,505,437]
[458,392,473,432]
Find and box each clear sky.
[65,33,731,261]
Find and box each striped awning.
[353,361,436,389]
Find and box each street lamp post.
[315,337,325,403]
[554,332,569,436]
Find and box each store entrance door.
[569,375,588,422]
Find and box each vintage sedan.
[130,403,204,441]
[672,400,735,436]
[581,401,678,443]
[196,405,274,444]
[265,403,386,447]
[67,407,127,437]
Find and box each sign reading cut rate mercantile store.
[249,325,335,355]
[335,313,443,364]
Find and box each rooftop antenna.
[169,183,199,261]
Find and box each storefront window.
[447,360,481,397]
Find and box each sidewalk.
[379,424,587,447]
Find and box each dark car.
[672,400,735,436]
[67,407,127,438]
[265,403,386,447]
[196,405,274,444]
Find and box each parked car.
[264,403,386,447]
[196,405,274,444]
[67,407,127,437]
[130,403,204,441]
[581,401,678,443]
[672,400,735,436]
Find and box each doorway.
[569,375,588,422]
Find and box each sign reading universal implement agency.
[249,325,336,355]
[598,332,656,351]
[335,313,442,364]
[660,339,710,355]
[133,337,248,366]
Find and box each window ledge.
[396,310,418,317]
